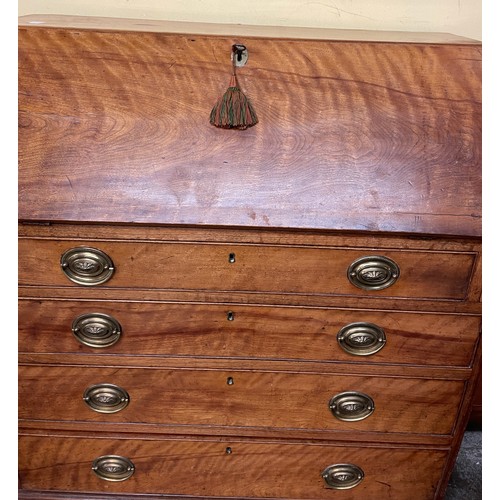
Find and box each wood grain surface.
[18,25,481,236]
[18,364,464,436]
[17,20,482,500]
[18,237,477,300]
[18,15,482,44]
[18,299,481,367]
[19,434,449,499]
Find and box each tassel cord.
[210,58,258,130]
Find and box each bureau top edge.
[18,15,481,44]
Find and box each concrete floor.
[444,431,482,499]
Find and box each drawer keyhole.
[228,252,236,263]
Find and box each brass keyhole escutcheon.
[231,44,248,67]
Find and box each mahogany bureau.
[18,16,482,500]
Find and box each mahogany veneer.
[18,15,481,500]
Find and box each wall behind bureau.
[18,0,482,40]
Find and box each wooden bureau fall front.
[18,16,481,500]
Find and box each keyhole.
[227,377,234,385]
[227,311,235,321]
[228,253,236,263]
[231,44,248,67]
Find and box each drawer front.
[19,434,448,499]
[19,299,481,367]
[19,238,475,300]
[19,365,464,436]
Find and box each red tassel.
[210,74,258,130]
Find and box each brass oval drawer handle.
[72,312,122,348]
[347,255,400,290]
[83,384,130,413]
[60,246,115,286]
[337,322,386,356]
[329,391,375,421]
[92,455,135,482]
[322,463,364,489]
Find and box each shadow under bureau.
[18,15,481,500]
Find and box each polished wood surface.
[18,299,480,367]
[18,19,481,500]
[18,15,481,43]
[18,237,477,300]
[18,223,483,313]
[18,23,481,236]
[18,364,464,436]
[19,434,449,499]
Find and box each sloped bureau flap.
[18,17,481,237]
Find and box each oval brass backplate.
[347,255,400,290]
[337,322,386,356]
[322,463,364,489]
[72,312,122,348]
[329,391,375,421]
[83,384,130,414]
[60,246,115,286]
[92,455,135,482]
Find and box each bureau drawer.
[18,238,476,300]
[19,365,464,436]
[19,299,481,367]
[19,434,448,499]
